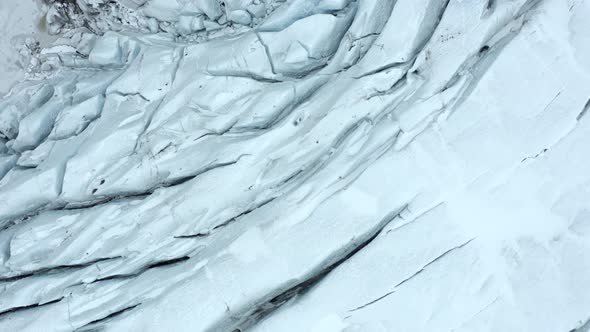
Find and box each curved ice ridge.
[1,0,590,331]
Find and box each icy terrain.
[0,1,51,95]
[1,0,590,331]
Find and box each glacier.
[1,0,590,331]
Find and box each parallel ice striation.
[1,0,590,331]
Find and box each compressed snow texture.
[1,0,590,331]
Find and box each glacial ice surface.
[1,0,590,331]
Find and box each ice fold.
[1,0,590,331]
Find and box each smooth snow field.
[1,0,590,331]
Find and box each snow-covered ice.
[0,0,47,94]
[1,0,590,331]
